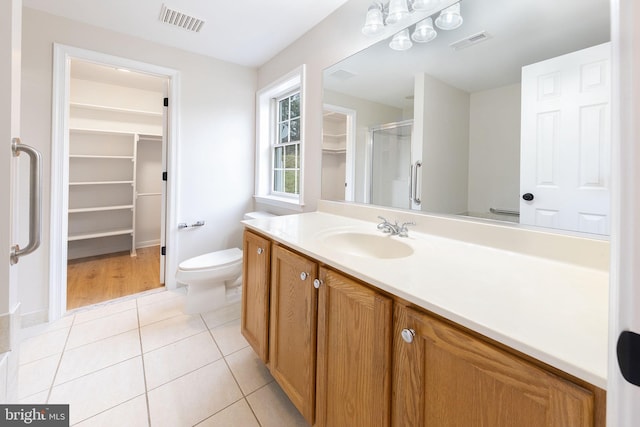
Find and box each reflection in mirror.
[322,0,611,235]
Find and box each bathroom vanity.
[241,206,608,426]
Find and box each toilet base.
[184,280,242,314]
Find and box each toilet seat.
[178,247,242,271]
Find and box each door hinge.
[161,246,166,256]
[162,172,167,181]
[163,97,169,107]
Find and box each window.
[255,65,305,209]
[273,91,301,195]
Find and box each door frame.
[322,104,356,201]
[49,44,180,321]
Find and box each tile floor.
[18,289,309,426]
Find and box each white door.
[608,0,640,424]
[520,42,611,234]
[1,0,24,402]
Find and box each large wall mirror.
[321,0,611,236]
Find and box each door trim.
[50,44,181,321]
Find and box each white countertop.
[243,211,609,389]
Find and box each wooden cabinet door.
[269,244,318,425]
[316,268,393,427]
[392,305,595,427]
[241,230,271,363]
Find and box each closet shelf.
[69,180,134,186]
[137,192,162,197]
[70,102,162,117]
[68,228,134,242]
[322,148,347,154]
[68,205,134,214]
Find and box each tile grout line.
[135,297,153,427]
[44,313,77,404]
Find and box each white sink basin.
[320,231,414,259]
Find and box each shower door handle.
[10,138,43,265]
[412,160,422,206]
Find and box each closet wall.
[68,61,165,260]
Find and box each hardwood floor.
[67,246,163,310]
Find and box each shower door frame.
[367,119,415,208]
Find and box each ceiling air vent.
[329,69,357,81]
[450,31,492,51]
[159,4,205,33]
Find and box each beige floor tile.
[19,327,69,365]
[73,299,137,325]
[196,399,260,427]
[209,318,249,356]
[144,331,222,390]
[20,314,74,341]
[74,395,149,427]
[137,296,186,327]
[49,357,145,425]
[140,314,207,353]
[66,309,139,350]
[18,390,49,404]
[226,346,273,395]
[136,288,185,307]
[247,382,309,427]
[201,302,241,329]
[55,330,141,385]
[147,360,243,427]
[18,354,60,399]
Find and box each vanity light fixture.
[389,28,413,51]
[362,2,386,36]
[434,3,463,30]
[386,0,411,25]
[411,17,437,43]
[362,1,463,50]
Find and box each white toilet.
[176,211,274,314]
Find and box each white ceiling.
[324,0,611,108]
[23,0,350,67]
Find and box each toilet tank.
[244,211,276,220]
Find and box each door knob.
[313,279,323,289]
[300,272,309,281]
[257,247,263,255]
[401,328,416,343]
[522,193,534,201]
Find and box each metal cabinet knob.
[313,279,323,289]
[401,328,416,343]
[257,247,263,255]
[300,272,309,281]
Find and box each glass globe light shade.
[386,0,410,25]
[412,0,438,11]
[362,4,385,36]
[411,17,437,43]
[435,3,463,30]
[389,29,413,51]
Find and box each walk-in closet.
[66,60,168,309]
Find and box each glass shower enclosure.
[369,120,414,210]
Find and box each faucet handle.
[377,216,390,230]
[398,221,415,237]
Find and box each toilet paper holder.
[178,220,205,230]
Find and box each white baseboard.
[20,310,48,329]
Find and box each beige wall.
[19,7,257,322]
[468,84,521,217]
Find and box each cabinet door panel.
[241,230,271,362]
[269,245,318,425]
[316,268,392,427]
[393,305,594,427]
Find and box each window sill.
[254,195,305,212]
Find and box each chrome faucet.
[377,216,414,237]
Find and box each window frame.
[255,65,306,210]
[272,89,301,197]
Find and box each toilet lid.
[179,248,242,271]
